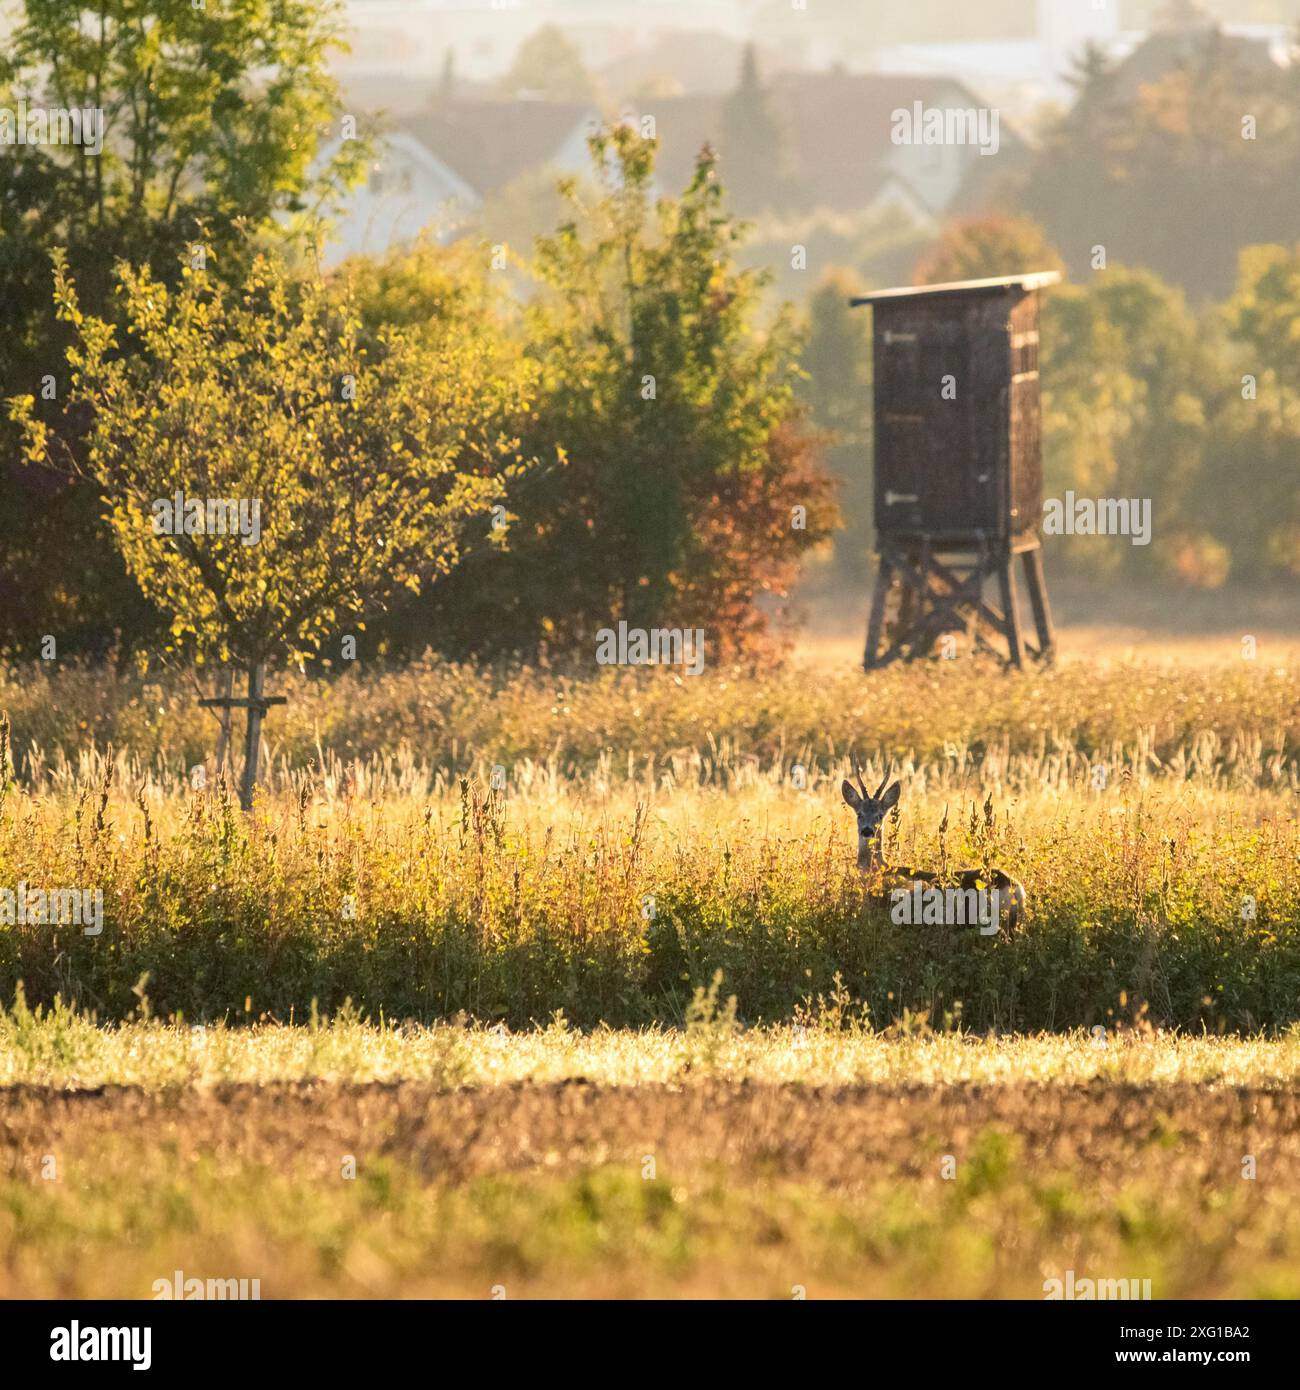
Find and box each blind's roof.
[850,272,1061,307]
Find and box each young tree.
[12,252,531,805]
[0,0,367,657]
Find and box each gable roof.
[399,100,597,198]
[773,71,1024,209]
[641,72,1024,214]
[379,131,482,207]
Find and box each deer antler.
[874,772,890,799]
[850,753,869,799]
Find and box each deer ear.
[880,781,902,809]
[841,780,862,808]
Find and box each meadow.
[3,652,1297,777]
[2,650,1298,1298]
[0,654,1297,1031]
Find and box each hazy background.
[314,0,1300,657]
[3,0,1297,660]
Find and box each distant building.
[319,69,1031,264]
[779,71,1026,222]
[642,73,1029,228]
[319,99,600,267]
[871,1,1291,120]
[319,131,482,267]
[400,99,601,201]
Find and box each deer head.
[841,759,901,870]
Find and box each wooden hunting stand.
[199,664,286,811]
[850,273,1060,670]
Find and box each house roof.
[383,71,1025,220]
[850,271,1061,305]
[637,94,725,190]
[771,71,1023,210]
[399,100,597,198]
[340,73,494,119]
[380,131,481,206]
[641,72,1024,214]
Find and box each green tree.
[1022,26,1297,300]
[1224,243,1300,400]
[799,272,872,585]
[916,216,1066,285]
[499,25,600,103]
[1213,243,1300,580]
[1041,267,1221,582]
[0,0,366,657]
[719,42,790,215]
[419,126,837,663]
[12,252,531,801]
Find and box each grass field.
[2,771,1299,1030]
[2,653,1299,1030]
[2,644,1298,1298]
[4,1008,1300,1299]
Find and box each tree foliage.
[0,0,365,656]
[1021,25,1299,300]
[410,126,837,663]
[915,216,1066,286]
[12,253,531,667]
[498,24,601,103]
[1213,244,1300,580]
[799,272,872,586]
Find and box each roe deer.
[841,761,1024,932]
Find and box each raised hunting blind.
[850,272,1060,669]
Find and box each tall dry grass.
[2,656,1297,786]
[1,718,1296,1029]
